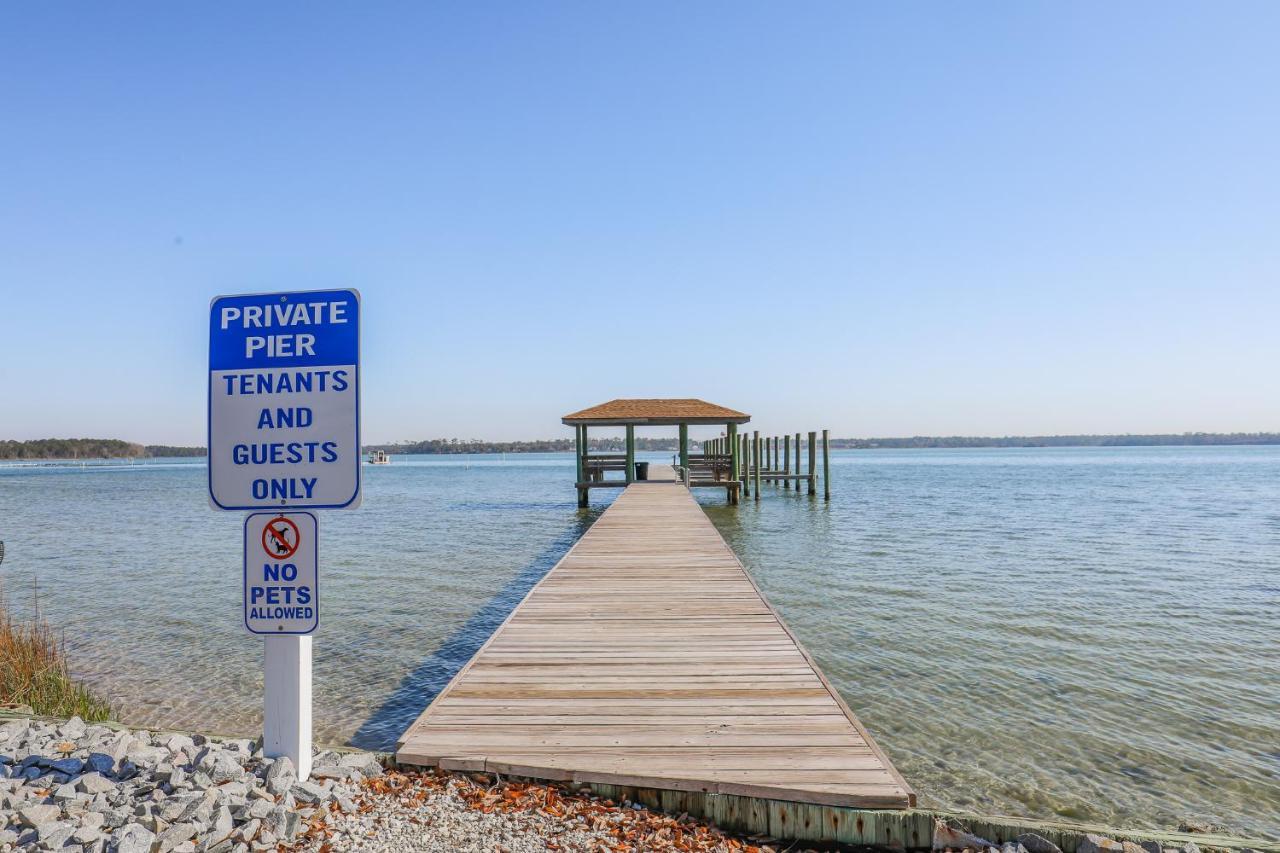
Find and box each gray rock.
[206,753,244,784]
[126,745,168,768]
[1137,843,1161,853]
[308,764,352,781]
[1017,835,1063,853]
[18,802,62,827]
[165,735,196,756]
[264,756,295,795]
[211,805,234,841]
[264,805,299,839]
[246,798,273,820]
[235,818,261,842]
[0,829,18,847]
[78,771,117,795]
[338,751,383,777]
[157,821,197,852]
[73,824,103,844]
[60,716,88,739]
[54,781,84,800]
[111,823,157,853]
[289,779,328,803]
[189,771,214,790]
[1182,845,1201,853]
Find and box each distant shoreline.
[4,433,1279,460]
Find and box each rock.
[212,804,234,839]
[264,756,295,795]
[338,751,383,777]
[111,823,157,853]
[165,735,196,756]
[932,820,996,851]
[85,752,115,774]
[1122,843,1147,853]
[78,771,117,795]
[1078,835,1126,853]
[55,781,84,800]
[126,745,168,768]
[18,803,62,827]
[245,797,273,821]
[0,829,18,848]
[157,821,197,852]
[206,753,244,784]
[1182,845,1201,853]
[60,716,89,739]
[289,780,328,803]
[235,814,259,840]
[51,757,84,775]
[1017,834,1063,853]
[73,824,102,844]
[264,805,299,840]
[308,764,352,781]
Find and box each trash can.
[634,461,650,481]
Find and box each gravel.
[294,768,792,853]
[0,716,377,852]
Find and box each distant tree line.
[143,445,206,457]
[827,432,1280,449]
[0,439,146,459]
[7,432,1280,460]
[365,437,691,454]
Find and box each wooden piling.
[794,432,801,487]
[822,428,830,501]
[679,424,689,471]
[625,424,636,484]
[576,424,588,507]
[807,431,817,495]
[783,434,791,489]
[753,432,761,501]
[740,434,750,497]
[728,422,739,483]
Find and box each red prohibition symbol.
[262,516,301,560]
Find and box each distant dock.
[397,478,913,812]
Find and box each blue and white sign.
[209,289,361,510]
[244,512,318,635]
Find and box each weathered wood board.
[397,482,913,809]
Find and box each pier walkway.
[397,481,913,810]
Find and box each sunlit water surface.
[1,448,1276,838]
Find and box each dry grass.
[0,584,112,721]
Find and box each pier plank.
[397,483,913,809]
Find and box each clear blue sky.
[2,2,1277,444]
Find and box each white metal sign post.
[209,288,360,782]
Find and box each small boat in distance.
[367,450,391,465]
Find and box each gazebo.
[562,398,751,505]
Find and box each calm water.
[0,448,1277,838]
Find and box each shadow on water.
[348,510,600,751]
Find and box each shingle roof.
[562,399,750,425]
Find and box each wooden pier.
[397,480,913,810]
